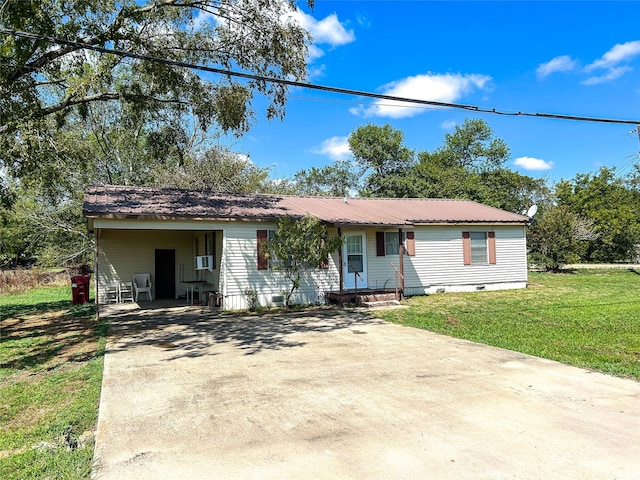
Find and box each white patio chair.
[133,274,153,302]
[119,281,134,303]
[104,283,119,304]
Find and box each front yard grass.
[377,269,640,380]
[0,285,106,479]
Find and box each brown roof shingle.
[83,185,528,226]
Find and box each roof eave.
[413,220,528,226]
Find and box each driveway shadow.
[105,308,383,359]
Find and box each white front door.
[343,232,367,289]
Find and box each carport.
[93,307,640,479]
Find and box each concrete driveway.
[92,306,640,479]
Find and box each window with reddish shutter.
[376,231,414,256]
[463,231,496,265]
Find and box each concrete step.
[361,300,401,308]
[358,293,398,303]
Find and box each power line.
[2,27,640,127]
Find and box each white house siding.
[97,229,194,303]
[94,219,526,308]
[221,223,340,310]
[95,219,226,304]
[358,225,527,296]
[403,225,527,295]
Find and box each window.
[385,232,400,255]
[346,234,364,273]
[376,230,415,256]
[462,231,496,265]
[470,232,488,264]
[267,230,277,269]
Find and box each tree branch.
[38,91,191,117]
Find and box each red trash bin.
[71,275,90,305]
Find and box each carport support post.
[398,228,404,299]
[95,228,100,319]
[338,227,343,293]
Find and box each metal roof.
[83,185,528,226]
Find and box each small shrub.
[244,289,259,311]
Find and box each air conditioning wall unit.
[195,255,214,272]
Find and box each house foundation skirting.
[325,288,399,305]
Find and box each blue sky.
[232,1,640,185]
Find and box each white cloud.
[537,40,640,85]
[288,10,355,47]
[284,10,354,65]
[350,73,491,119]
[356,14,372,28]
[307,63,326,79]
[577,40,640,85]
[308,44,325,61]
[514,156,554,171]
[440,120,457,130]
[586,40,640,71]
[536,55,578,79]
[312,136,351,161]
[582,66,633,85]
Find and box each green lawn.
[0,270,637,478]
[0,286,106,480]
[377,269,640,380]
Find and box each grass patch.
[0,285,106,479]
[377,269,640,380]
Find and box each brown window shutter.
[405,231,415,256]
[376,231,385,256]
[257,230,268,270]
[488,231,497,264]
[462,231,471,265]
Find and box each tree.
[152,148,270,193]
[527,204,599,272]
[0,183,92,267]
[0,101,275,267]
[474,168,549,215]
[1,0,314,267]
[348,124,414,196]
[263,215,342,307]
[556,167,640,262]
[291,160,360,197]
[1,0,313,189]
[435,118,510,171]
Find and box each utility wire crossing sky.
[2,28,639,128]
[3,1,640,182]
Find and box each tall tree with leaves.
[152,148,270,193]
[0,0,313,192]
[291,160,360,197]
[434,118,510,171]
[555,167,640,262]
[348,123,415,197]
[527,204,601,272]
[0,0,314,267]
